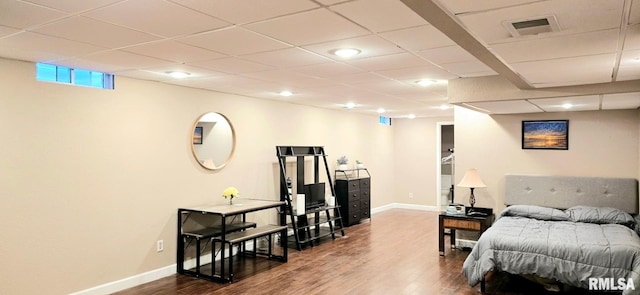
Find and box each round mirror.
[191,112,236,170]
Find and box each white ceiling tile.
[602,92,640,109]
[375,65,459,82]
[190,57,274,74]
[511,53,616,86]
[0,1,67,29]
[465,100,542,114]
[118,64,225,81]
[434,0,541,14]
[292,62,365,78]
[33,16,160,48]
[438,60,495,76]
[417,45,477,65]
[0,31,106,63]
[345,53,432,71]
[629,0,640,25]
[529,95,600,112]
[123,40,226,63]
[624,24,640,50]
[456,0,624,45]
[245,8,370,46]
[379,25,456,51]
[170,0,319,25]
[85,0,230,38]
[58,50,173,72]
[330,0,428,33]
[316,0,350,5]
[23,0,123,13]
[179,27,291,56]
[491,29,619,63]
[240,70,339,90]
[324,72,394,84]
[241,47,332,68]
[302,34,404,61]
[0,25,21,38]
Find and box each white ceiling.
[0,0,639,117]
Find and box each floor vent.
[504,15,560,37]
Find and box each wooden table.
[439,212,494,256]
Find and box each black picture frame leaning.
[193,126,203,145]
[522,120,569,150]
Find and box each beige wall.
[394,116,453,207]
[0,58,396,294]
[454,106,640,213]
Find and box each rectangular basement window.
[36,63,114,89]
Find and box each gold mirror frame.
[190,112,236,170]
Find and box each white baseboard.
[69,264,175,295]
[72,203,432,295]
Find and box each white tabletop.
[180,199,284,216]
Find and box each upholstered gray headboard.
[505,174,639,214]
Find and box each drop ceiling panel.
[84,0,230,38]
[529,95,600,112]
[169,0,320,25]
[511,53,616,86]
[625,24,640,50]
[630,1,640,24]
[438,60,496,76]
[191,57,274,74]
[245,8,370,46]
[345,53,431,71]
[56,51,173,73]
[22,0,123,13]
[241,47,332,68]
[379,25,456,51]
[330,0,428,33]
[375,65,459,82]
[178,27,291,56]
[323,72,394,85]
[33,16,161,48]
[434,0,541,14]
[123,40,226,63]
[617,49,640,81]
[490,29,619,63]
[455,0,624,45]
[602,92,640,109]
[417,45,477,65]
[291,62,365,78]
[466,100,542,114]
[0,32,105,63]
[116,65,225,82]
[240,70,337,89]
[302,35,404,60]
[0,1,67,29]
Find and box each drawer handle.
[352,194,357,198]
[353,215,357,218]
[352,204,357,208]
[363,192,368,196]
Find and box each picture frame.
[193,126,203,144]
[522,120,568,150]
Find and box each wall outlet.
[409,192,414,198]
[157,240,164,252]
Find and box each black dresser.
[335,169,371,226]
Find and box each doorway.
[436,122,454,211]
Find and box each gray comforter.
[462,205,640,294]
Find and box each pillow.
[500,205,570,221]
[565,206,636,228]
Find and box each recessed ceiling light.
[416,79,436,87]
[279,90,293,97]
[377,108,386,114]
[439,105,451,110]
[345,102,356,109]
[562,103,573,109]
[333,48,361,58]
[167,71,190,79]
[408,114,416,119]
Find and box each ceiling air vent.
[503,15,560,37]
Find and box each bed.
[462,174,640,294]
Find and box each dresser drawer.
[359,178,370,189]
[442,218,481,230]
[346,211,360,225]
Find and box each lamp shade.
[457,168,487,188]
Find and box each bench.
[181,222,256,277]
[212,224,288,282]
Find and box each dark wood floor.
[115,209,615,295]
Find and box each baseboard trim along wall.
[70,202,440,294]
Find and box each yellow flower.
[222,187,239,200]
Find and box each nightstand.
[439,210,494,256]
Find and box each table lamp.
[457,168,486,209]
